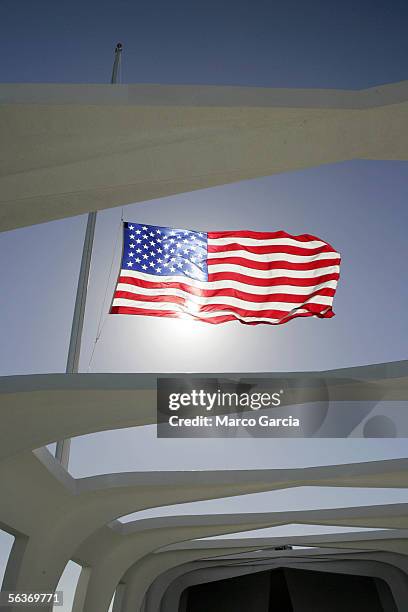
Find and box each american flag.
[110,222,341,325]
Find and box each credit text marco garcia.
[168,415,300,428]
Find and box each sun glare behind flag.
[110,223,341,325]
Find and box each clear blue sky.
[1,4,408,605]
[1,0,408,88]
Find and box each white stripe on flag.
[207,250,340,263]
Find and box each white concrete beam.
[1,80,408,231]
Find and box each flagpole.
[55,43,123,468]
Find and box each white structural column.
[70,566,91,612]
[1,80,408,231]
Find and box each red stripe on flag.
[208,230,332,243]
[207,256,340,271]
[207,271,340,286]
[207,243,337,255]
[110,305,334,325]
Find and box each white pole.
[55,43,123,468]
